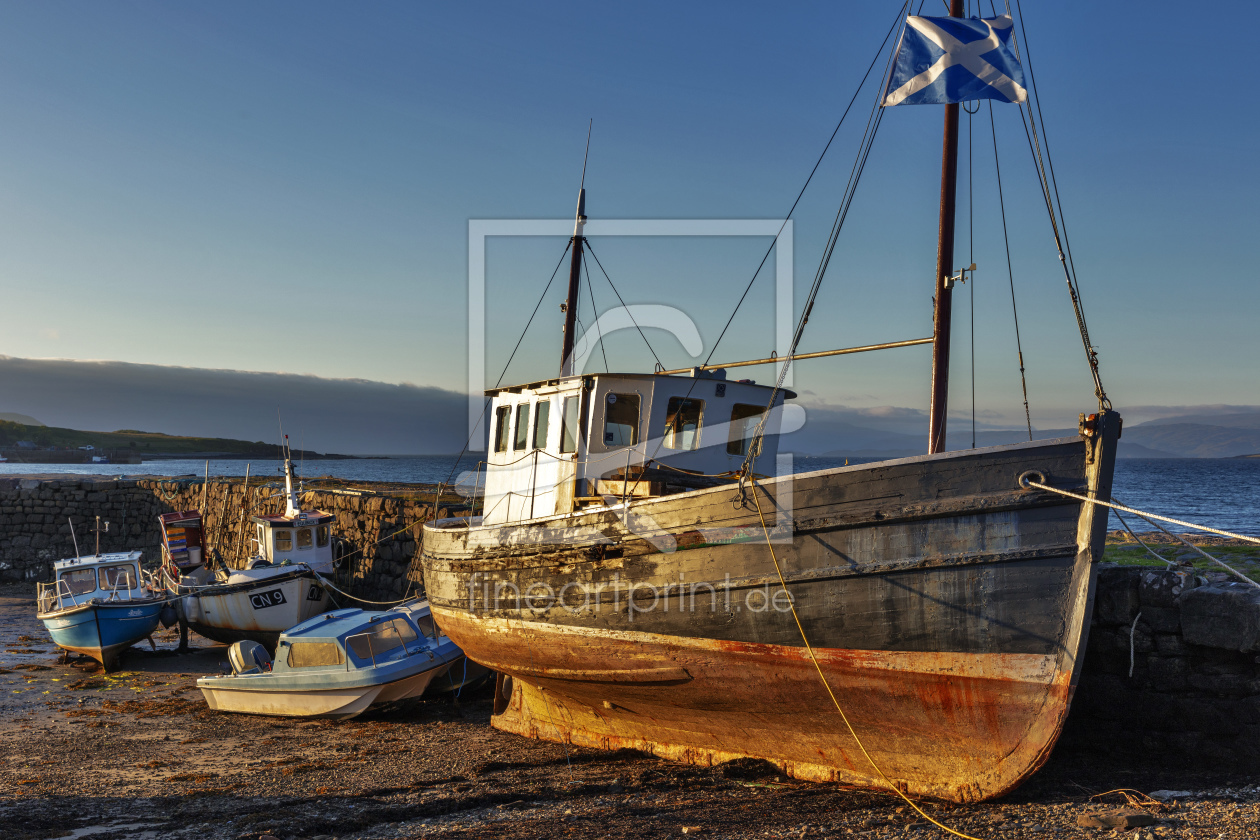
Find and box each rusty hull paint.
[420,422,1120,802]
[436,609,1071,803]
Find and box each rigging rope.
[580,249,610,373]
[968,98,976,448]
[621,2,910,503]
[584,241,660,369]
[988,100,1033,440]
[1002,0,1110,411]
[738,21,901,483]
[702,1,910,369]
[431,243,574,506]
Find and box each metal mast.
[927,0,965,455]
[559,123,592,377]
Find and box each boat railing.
[104,573,134,602]
[344,622,405,670]
[37,579,79,613]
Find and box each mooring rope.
[1021,479,1260,547]
[312,571,418,607]
[1022,479,1260,589]
[1112,509,1174,568]
[748,477,983,840]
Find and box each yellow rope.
[748,477,984,840]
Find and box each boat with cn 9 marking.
[196,601,484,719]
[163,440,338,650]
[37,550,166,670]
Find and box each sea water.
[2,455,1258,537]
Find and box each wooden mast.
[927,0,965,455]
[560,123,592,378]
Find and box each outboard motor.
[228,640,272,675]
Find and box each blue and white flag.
[883,16,1026,107]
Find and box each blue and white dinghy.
[36,551,166,670]
[196,601,482,719]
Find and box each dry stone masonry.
[0,476,450,603]
[1063,564,1260,767]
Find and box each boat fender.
[159,602,178,629]
[228,640,273,675]
[247,558,273,570]
[332,538,348,568]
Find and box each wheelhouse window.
[513,403,531,451]
[533,400,551,450]
[664,397,705,450]
[60,568,97,595]
[603,393,639,446]
[296,528,313,549]
[493,406,511,453]
[728,404,765,456]
[560,395,580,453]
[275,530,293,552]
[316,525,330,547]
[347,618,418,661]
[287,642,344,668]
[100,564,137,591]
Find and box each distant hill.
[0,412,43,426]
[799,408,1260,460]
[0,419,352,459]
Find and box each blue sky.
[0,1,1255,444]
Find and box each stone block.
[1146,655,1190,690]
[1181,583,1260,652]
[1141,607,1181,634]
[1154,633,1191,656]
[1098,571,1149,624]
[1139,569,1196,608]
[1188,671,1251,697]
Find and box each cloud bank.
[0,356,468,455]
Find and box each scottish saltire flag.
[883,16,1026,107]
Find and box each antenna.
[67,518,81,561]
[93,515,110,557]
[277,409,286,472]
[579,118,592,196]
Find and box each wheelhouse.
[250,511,336,572]
[479,369,793,525]
[38,550,147,613]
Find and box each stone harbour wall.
[1062,564,1260,768]
[0,477,456,603]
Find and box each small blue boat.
[37,551,166,670]
[197,601,488,719]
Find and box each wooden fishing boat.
[162,443,337,650]
[37,550,166,670]
[421,6,1119,802]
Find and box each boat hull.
[180,568,331,649]
[198,668,440,719]
[420,423,1119,802]
[39,599,165,670]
